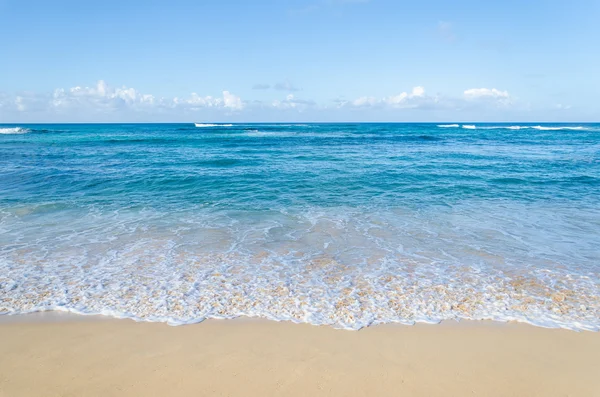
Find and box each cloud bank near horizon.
[0,80,580,122]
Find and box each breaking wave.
[532,126,587,131]
[443,125,592,131]
[0,127,30,134]
[195,123,234,128]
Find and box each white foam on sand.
[1,204,598,331]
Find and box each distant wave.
[437,124,459,128]
[0,127,30,134]
[476,126,530,130]
[532,126,586,131]
[505,126,528,130]
[454,125,590,131]
[195,123,234,128]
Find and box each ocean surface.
[1,123,599,330]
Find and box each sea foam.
[0,204,598,331]
[195,123,234,128]
[450,125,590,131]
[532,126,586,131]
[0,127,30,134]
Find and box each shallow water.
[1,123,599,330]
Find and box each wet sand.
[1,315,599,396]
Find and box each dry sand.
[1,315,599,397]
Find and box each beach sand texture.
[1,317,599,397]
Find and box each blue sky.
[0,0,598,122]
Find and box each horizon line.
[1,121,598,125]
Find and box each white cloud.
[411,86,425,97]
[352,96,378,107]
[463,88,512,108]
[173,90,244,111]
[52,80,157,111]
[15,96,26,111]
[555,104,572,110]
[49,80,244,112]
[464,88,509,99]
[12,92,50,113]
[384,86,426,106]
[0,80,247,122]
[223,91,244,110]
[1,80,549,122]
[173,93,218,108]
[350,86,428,109]
[272,94,315,111]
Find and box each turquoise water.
[1,123,599,329]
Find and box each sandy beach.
[1,315,599,397]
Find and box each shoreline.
[1,314,599,396]
[1,308,597,332]
[0,310,518,328]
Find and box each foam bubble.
[437,124,459,128]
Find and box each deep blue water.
[0,123,599,329]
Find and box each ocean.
[0,123,599,330]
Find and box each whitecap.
[461,125,477,129]
[475,126,530,130]
[437,124,459,128]
[532,126,586,131]
[0,127,30,134]
[194,123,234,128]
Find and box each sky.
[0,0,599,122]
